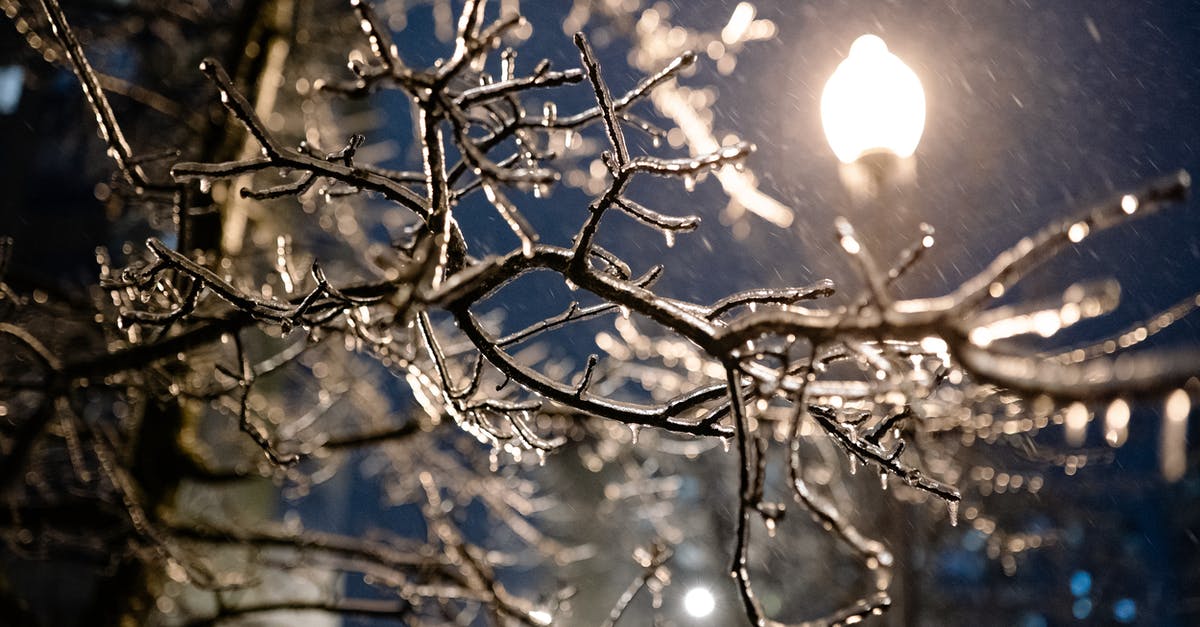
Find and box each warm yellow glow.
[1162,389,1191,482]
[1104,399,1130,448]
[1065,402,1089,447]
[821,34,926,164]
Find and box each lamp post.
[821,34,925,199]
[821,36,930,625]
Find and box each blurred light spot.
[1104,399,1130,447]
[1073,598,1093,620]
[683,586,715,618]
[1065,403,1089,447]
[721,3,755,45]
[1017,613,1047,627]
[1162,389,1190,481]
[1084,16,1102,43]
[1113,598,1136,623]
[1069,570,1092,597]
[0,66,24,114]
[961,529,987,552]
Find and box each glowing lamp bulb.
[821,35,926,164]
[683,587,715,618]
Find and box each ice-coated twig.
[36,0,154,189]
[623,142,754,178]
[599,541,672,627]
[707,280,836,320]
[497,301,620,348]
[809,405,960,503]
[231,332,300,465]
[836,217,891,312]
[350,0,406,76]
[1049,288,1200,365]
[726,362,766,627]
[456,67,586,108]
[574,32,628,167]
[614,197,701,233]
[521,50,697,130]
[937,170,1190,316]
[482,183,539,256]
[957,342,1200,400]
[198,58,280,159]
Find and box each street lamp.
[821,34,925,197]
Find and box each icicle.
[683,174,696,192]
[764,517,777,538]
[664,231,675,248]
[564,129,577,149]
[848,454,858,475]
[629,424,641,445]
[536,448,547,467]
[198,177,212,193]
[879,471,889,490]
[652,136,661,148]
[721,438,731,453]
[619,305,631,319]
[542,102,557,126]
[948,501,959,527]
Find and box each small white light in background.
[683,586,716,618]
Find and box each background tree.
[3,1,1200,625]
